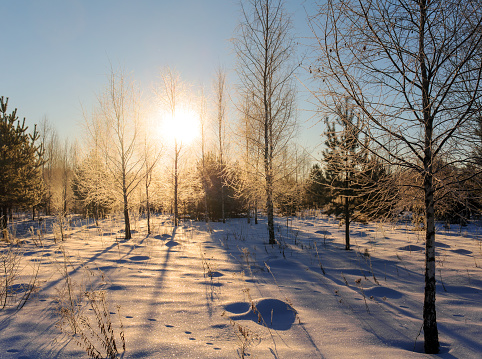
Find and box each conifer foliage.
[319,98,368,250]
[0,97,44,230]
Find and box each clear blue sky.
[2,0,322,154]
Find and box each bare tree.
[94,69,145,240]
[231,93,262,225]
[158,67,188,227]
[234,0,297,244]
[77,108,116,223]
[58,138,75,216]
[142,125,162,235]
[309,0,482,353]
[199,87,209,223]
[214,67,227,223]
[39,117,59,216]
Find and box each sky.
[2,0,323,156]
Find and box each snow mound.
[435,242,451,248]
[224,298,297,330]
[398,244,423,251]
[129,255,150,261]
[451,248,472,255]
[364,286,403,299]
[165,240,179,247]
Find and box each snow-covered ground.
[0,214,481,358]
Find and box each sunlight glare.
[160,106,200,144]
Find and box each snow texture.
[0,214,481,358]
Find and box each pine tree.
[304,164,329,209]
[321,98,367,250]
[0,97,44,230]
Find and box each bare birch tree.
[39,117,58,216]
[309,0,482,353]
[214,67,227,223]
[234,0,297,244]
[142,124,162,235]
[199,87,209,223]
[158,67,187,227]
[95,69,145,240]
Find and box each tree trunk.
[123,192,131,240]
[174,141,179,227]
[420,0,439,351]
[266,174,275,244]
[423,172,439,353]
[94,203,99,227]
[265,117,275,244]
[221,178,225,223]
[344,196,350,250]
[0,206,6,231]
[255,200,258,225]
[146,185,151,235]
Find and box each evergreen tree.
[321,98,367,250]
[304,164,329,209]
[0,97,44,230]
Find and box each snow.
[0,214,481,358]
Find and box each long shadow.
[211,217,433,357]
[38,239,123,294]
[195,219,326,358]
[135,226,180,349]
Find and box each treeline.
[3,90,480,234]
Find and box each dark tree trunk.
[146,198,151,235]
[423,172,439,353]
[344,196,350,250]
[221,181,225,224]
[420,0,439,352]
[123,195,131,240]
[255,200,258,225]
[0,206,7,231]
[266,172,275,244]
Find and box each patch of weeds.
[361,248,379,285]
[355,278,370,313]
[313,242,326,275]
[200,245,216,281]
[1,240,40,311]
[222,312,260,359]
[55,246,125,359]
[341,272,349,286]
[28,226,43,247]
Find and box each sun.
[160,106,200,145]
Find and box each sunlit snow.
[0,214,480,358]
